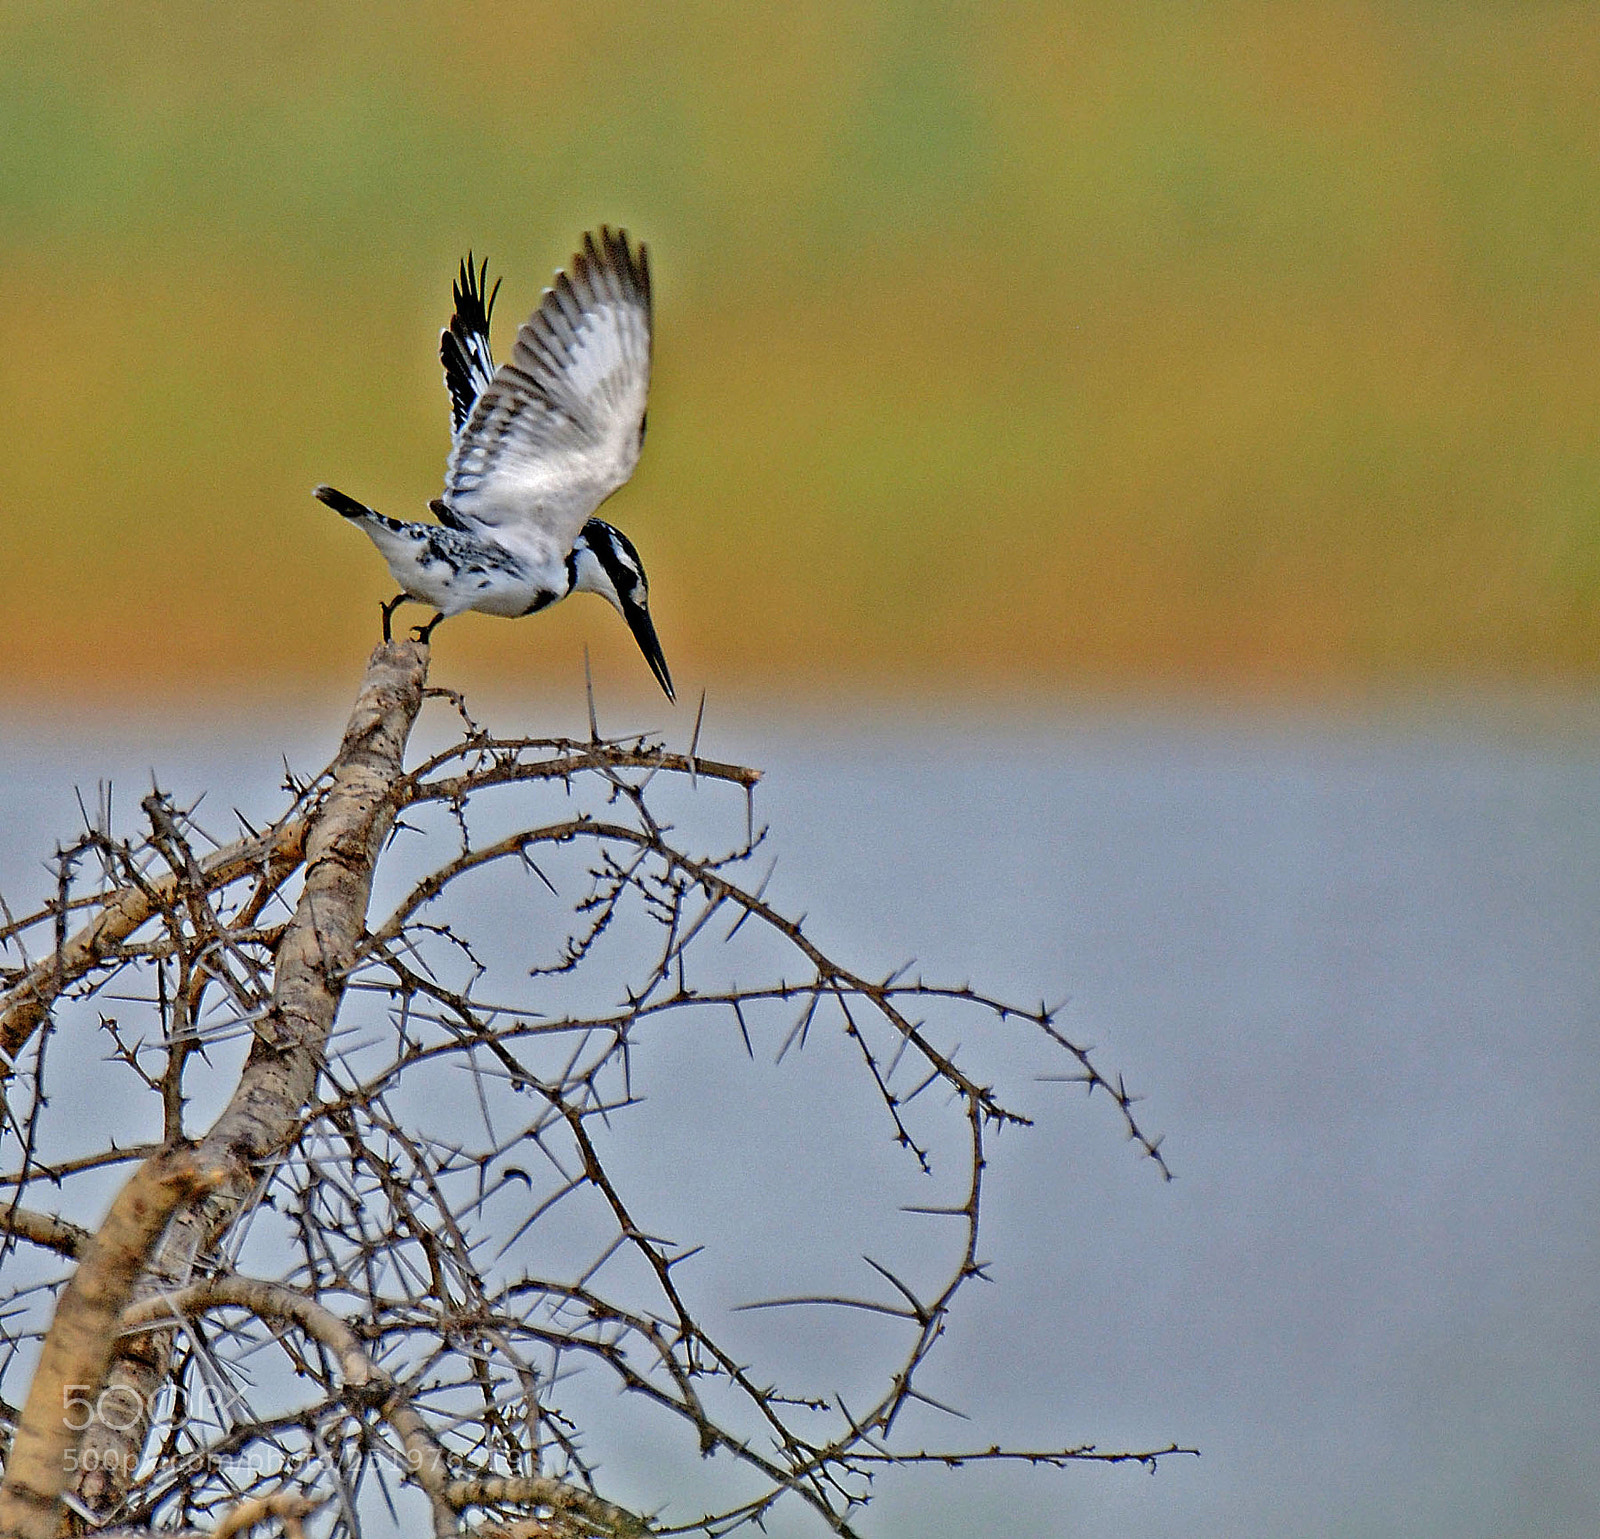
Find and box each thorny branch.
[0,648,1188,1539]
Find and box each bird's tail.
[313,484,379,521]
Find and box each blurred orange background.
[2,1,1598,704]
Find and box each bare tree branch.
[0,1150,221,1539]
[0,643,1185,1539]
[0,1206,91,1259]
[211,1492,326,1539]
[0,816,309,1081]
[69,639,431,1520]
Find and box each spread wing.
[441,227,651,560]
[440,253,501,437]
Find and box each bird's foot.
[411,612,445,644]
[380,593,408,643]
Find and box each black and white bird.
[315,227,673,701]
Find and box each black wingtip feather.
[567,226,650,318]
[452,251,499,335]
[442,251,502,433]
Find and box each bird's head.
[570,520,675,702]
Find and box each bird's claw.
[380,593,407,643]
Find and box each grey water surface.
[1,695,1595,1538]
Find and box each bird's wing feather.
[442,227,651,558]
[440,254,501,437]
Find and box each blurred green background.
[2,0,1598,703]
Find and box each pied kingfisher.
[315,227,673,700]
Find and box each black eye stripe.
[584,522,648,602]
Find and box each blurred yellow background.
[2,1,1598,702]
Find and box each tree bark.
[60,640,430,1523]
[0,1152,218,1539]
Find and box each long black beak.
[622,599,675,702]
